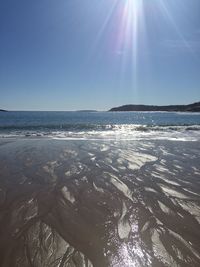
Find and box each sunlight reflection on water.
[111,242,151,267]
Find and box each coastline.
[109,101,200,112]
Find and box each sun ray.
[158,0,194,53]
[116,0,145,96]
[88,0,118,60]
[88,0,196,99]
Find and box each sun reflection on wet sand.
[0,139,200,266]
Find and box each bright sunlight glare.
[89,0,191,96]
[116,0,144,92]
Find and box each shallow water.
[0,138,200,266]
[0,111,200,142]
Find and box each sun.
[90,0,145,89]
[123,0,143,16]
[117,0,144,60]
[116,0,144,85]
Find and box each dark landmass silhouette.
[109,101,200,112]
[0,109,7,112]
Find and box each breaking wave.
[0,124,200,141]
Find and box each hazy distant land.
[109,101,200,112]
[1,102,200,113]
[76,110,98,112]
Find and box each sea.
[1,111,200,266]
[0,111,200,141]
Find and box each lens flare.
[117,0,144,84]
[89,0,192,99]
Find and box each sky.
[0,0,200,111]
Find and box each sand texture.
[0,139,200,266]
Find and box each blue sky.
[0,0,200,111]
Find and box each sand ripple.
[0,139,200,266]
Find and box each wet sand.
[0,138,200,266]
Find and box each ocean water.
[0,111,200,140]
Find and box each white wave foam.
[0,124,200,141]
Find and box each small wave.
[0,123,200,132]
[0,123,100,131]
[0,124,199,142]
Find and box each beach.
[0,137,200,266]
[1,0,200,264]
[1,0,200,265]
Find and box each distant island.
[76,110,98,112]
[109,101,200,112]
[0,109,7,112]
